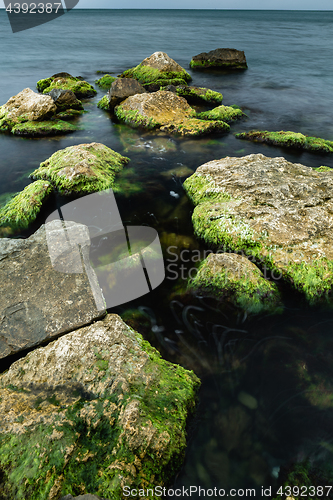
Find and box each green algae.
[37,76,96,98]
[174,86,223,105]
[95,74,117,89]
[97,95,110,111]
[197,105,244,123]
[11,120,80,137]
[189,254,281,314]
[30,143,130,195]
[315,165,333,172]
[0,181,53,229]
[0,325,200,500]
[115,106,160,130]
[121,65,191,86]
[236,130,333,154]
[54,109,85,120]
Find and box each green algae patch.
[11,119,80,137]
[95,74,117,89]
[161,118,230,137]
[285,258,333,304]
[0,181,53,229]
[115,105,160,130]
[197,105,244,123]
[54,109,85,120]
[0,314,200,500]
[189,253,281,315]
[175,86,223,105]
[30,142,130,195]
[236,130,333,154]
[315,165,333,172]
[121,65,191,86]
[37,76,96,98]
[97,95,109,111]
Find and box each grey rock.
[190,48,247,70]
[0,220,105,359]
[107,78,146,110]
[47,88,83,111]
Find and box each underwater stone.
[0,221,106,359]
[0,314,200,499]
[183,153,333,303]
[190,48,248,70]
[30,142,130,195]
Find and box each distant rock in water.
[172,85,223,105]
[115,90,229,137]
[0,221,105,359]
[190,48,247,70]
[120,51,191,86]
[0,313,200,499]
[183,153,333,303]
[107,77,146,110]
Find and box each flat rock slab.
[0,221,105,359]
[190,48,247,70]
[183,153,333,303]
[0,314,199,499]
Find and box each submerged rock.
[107,78,146,110]
[173,85,223,105]
[37,73,97,98]
[0,314,200,499]
[190,48,248,70]
[30,142,130,195]
[183,153,333,303]
[0,88,81,137]
[95,74,117,89]
[189,253,281,314]
[115,91,228,136]
[120,51,191,86]
[197,104,244,123]
[236,130,333,154]
[0,180,53,230]
[0,221,105,359]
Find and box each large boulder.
[0,88,80,137]
[37,73,97,98]
[189,252,281,315]
[0,314,200,499]
[30,142,130,195]
[190,48,247,70]
[115,90,229,137]
[183,153,333,303]
[120,51,191,86]
[107,78,146,110]
[0,221,106,359]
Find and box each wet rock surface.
[183,153,333,302]
[115,90,228,136]
[0,314,200,499]
[0,221,105,359]
[107,78,146,110]
[174,85,223,105]
[48,89,84,111]
[190,48,248,70]
[37,73,97,98]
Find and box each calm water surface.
[1,8,333,497]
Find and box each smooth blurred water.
[1,8,333,498]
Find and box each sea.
[1,8,333,498]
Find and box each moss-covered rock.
[95,74,117,89]
[37,73,96,98]
[30,142,129,195]
[0,314,200,500]
[190,48,248,70]
[115,91,228,137]
[11,119,80,136]
[97,95,109,111]
[189,252,281,314]
[183,153,333,303]
[0,181,53,229]
[173,85,223,105]
[120,52,191,86]
[197,104,244,123]
[47,89,84,112]
[54,109,85,120]
[236,130,333,154]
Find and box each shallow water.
[1,8,333,497]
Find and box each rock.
[236,130,333,154]
[174,85,223,105]
[0,88,80,137]
[0,314,200,499]
[94,74,117,89]
[37,73,97,98]
[30,142,130,195]
[183,153,333,303]
[115,91,228,137]
[120,51,191,86]
[0,180,53,230]
[107,78,146,110]
[47,88,84,111]
[197,104,244,123]
[190,48,248,70]
[189,252,281,314]
[0,221,106,359]
[97,95,109,111]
